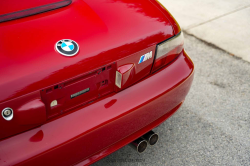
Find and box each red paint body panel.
[76,102,183,166]
[0,0,173,103]
[0,51,194,166]
[149,0,181,35]
[116,46,155,91]
[0,0,194,165]
[0,0,175,140]
[0,92,46,139]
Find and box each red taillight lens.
[0,0,71,23]
[152,32,184,72]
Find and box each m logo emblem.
[138,51,153,64]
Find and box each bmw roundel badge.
[55,39,79,56]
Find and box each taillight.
[152,32,184,72]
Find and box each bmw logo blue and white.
[55,39,79,56]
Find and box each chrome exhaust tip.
[142,130,159,145]
[130,137,148,153]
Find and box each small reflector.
[50,100,58,107]
[115,71,122,88]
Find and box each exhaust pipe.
[130,137,148,153]
[142,130,158,145]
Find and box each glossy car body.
[0,0,194,165]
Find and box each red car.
[0,0,194,165]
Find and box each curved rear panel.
[0,0,174,104]
[0,0,174,139]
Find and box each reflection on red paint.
[104,99,117,109]
[29,130,44,142]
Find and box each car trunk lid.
[0,0,174,139]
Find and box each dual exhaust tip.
[130,130,158,153]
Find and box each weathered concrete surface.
[187,7,250,62]
[158,0,250,62]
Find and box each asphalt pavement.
[93,33,250,166]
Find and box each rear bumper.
[0,51,194,166]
